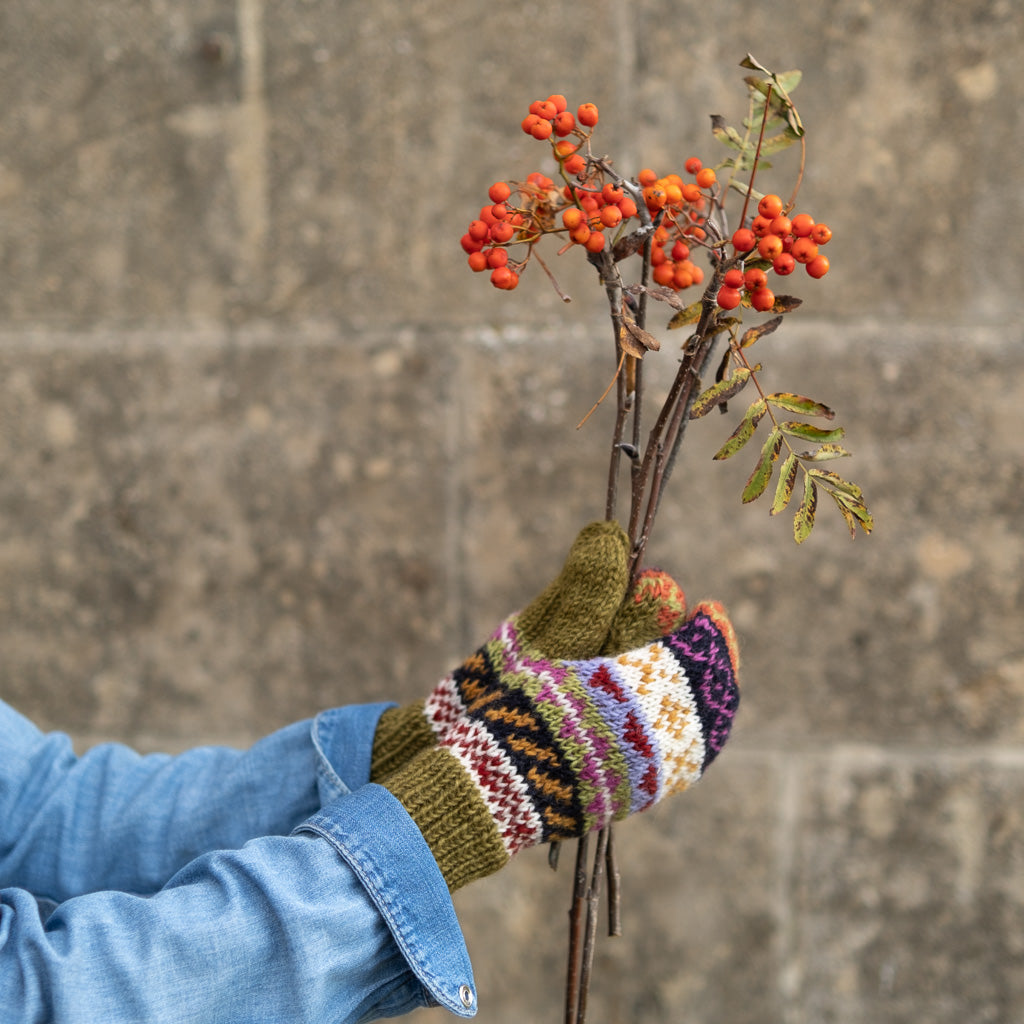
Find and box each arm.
[0,784,477,1024]
[0,699,390,901]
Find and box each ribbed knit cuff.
[383,746,510,891]
[369,702,437,782]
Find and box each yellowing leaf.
[767,393,836,419]
[713,398,767,461]
[798,444,852,462]
[619,321,661,358]
[690,367,752,419]
[668,300,703,330]
[794,472,818,543]
[742,427,783,503]
[740,316,783,349]
[770,452,799,515]
[780,421,846,445]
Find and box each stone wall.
[2,2,1022,1022]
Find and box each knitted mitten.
[379,545,740,891]
[369,520,632,780]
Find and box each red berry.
[724,268,745,289]
[547,94,568,114]
[563,153,586,175]
[489,222,515,244]
[731,228,756,253]
[485,247,508,269]
[806,254,831,278]
[671,240,690,261]
[773,253,796,276]
[684,156,702,175]
[585,230,606,253]
[553,111,577,136]
[750,287,776,312]
[467,251,488,272]
[769,215,793,237]
[577,102,599,127]
[488,181,512,204]
[652,262,676,287]
[468,219,490,242]
[461,232,484,254]
[490,266,515,289]
[530,119,553,140]
[618,196,638,219]
[717,285,742,310]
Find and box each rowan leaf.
[668,300,703,329]
[793,472,818,543]
[710,114,746,152]
[713,398,767,460]
[740,315,783,349]
[691,367,753,419]
[767,393,836,419]
[742,427,783,503]
[771,294,803,314]
[798,443,852,462]
[827,488,874,535]
[780,421,846,444]
[770,452,799,515]
[808,469,863,499]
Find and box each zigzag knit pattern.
[423,607,739,858]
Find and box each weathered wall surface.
[1,2,1022,1022]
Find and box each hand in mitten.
[377,523,740,890]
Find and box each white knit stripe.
[442,714,546,855]
[423,674,465,743]
[615,643,706,798]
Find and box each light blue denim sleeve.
[0,698,394,901]
[0,784,478,1023]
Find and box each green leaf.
[713,398,767,460]
[742,427,783,503]
[767,393,836,419]
[710,115,747,152]
[797,443,852,462]
[667,299,703,329]
[770,452,799,515]
[780,421,846,444]
[691,367,753,419]
[793,472,818,543]
[808,469,863,499]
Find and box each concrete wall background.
[2,2,1022,1021]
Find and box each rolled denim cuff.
[297,784,478,1018]
[311,702,396,804]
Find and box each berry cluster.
[721,193,832,310]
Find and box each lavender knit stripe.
[665,614,739,764]
[577,658,661,815]
[493,619,630,827]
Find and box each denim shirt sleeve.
[0,786,477,1023]
[0,697,325,901]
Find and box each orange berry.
[522,114,542,135]
[585,230,606,253]
[744,267,768,291]
[681,183,702,203]
[751,215,773,237]
[769,215,793,237]
[672,263,694,289]
[791,237,819,264]
[757,193,784,219]
[791,213,815,237]
[695,167,717,189]
[619,196,638,219]
[599,205,623,228]
[535,99,557,120]
[563,154,586,175]
[461,232,484,254]
[757,234,785,260]
[684,156,702,175]
[806,254,830,278]
[468,219,490,241]
[750,287,776,312]
[562,207,585,230]
[671,241,690,261]
[489,222,515,244]
[653,261,676,287]
[663,183,683,205]
[643,185,668,210]
[810,223,832,245]
[467,251,488,272]
[490,265,515,289]
[637,168,658,187]
[488,181,512,204]
[570,223,592,245]
[547,94,568,114]
[724,268,745,289]
[577,102,599,127]
[602,183,624,205]
[530,119,553,140]
[490,203,508,221]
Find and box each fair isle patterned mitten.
[368,521,633,780]
[382,594,740,891]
